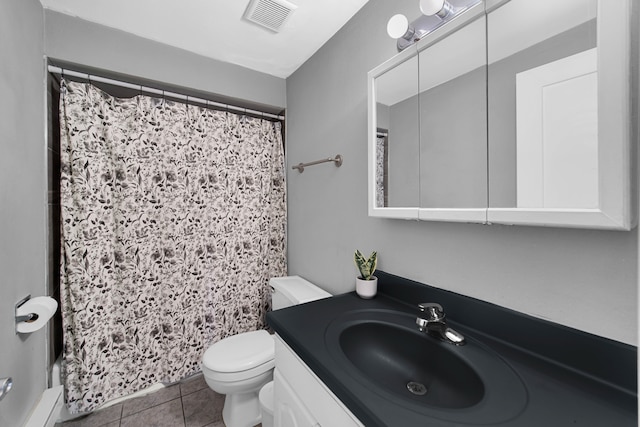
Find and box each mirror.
[374,54,420,210]
[418,15,487,222]
[368,4,487,221]
[488,0,597,209]
[486,0,633,229]
[369,48,421,219]
[368,0,634,229]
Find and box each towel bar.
[292,154,343,173]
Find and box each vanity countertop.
[267,271,637,427]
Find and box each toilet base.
[204,369,273,427]
[222,390,262,427]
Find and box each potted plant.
[354,249,378,299]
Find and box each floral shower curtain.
[59,80,287,413]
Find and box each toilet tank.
[270,276,331,310]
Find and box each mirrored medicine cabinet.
[368,0,636,229]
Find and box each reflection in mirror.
[374,55,420,208]
[370,0,631,228]
[488,0,598,209]
[375,128,389,207]
[418,16,487,209]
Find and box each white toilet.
[201,276,331,427]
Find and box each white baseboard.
[24,382,168,425]
[23,386,63,427]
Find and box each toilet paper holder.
[15,295,39,330]
[0,377,13,402]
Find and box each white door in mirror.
[516,48,598,209]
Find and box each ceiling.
[39,0,370,79]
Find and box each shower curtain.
[58,80,287,413]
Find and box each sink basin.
[325,309,528,425]
[339,321,483,409]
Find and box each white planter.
[355,276,378,299]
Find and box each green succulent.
[354,250,377,280]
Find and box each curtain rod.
[48,65,285,121]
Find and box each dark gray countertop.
[267,271,637,427]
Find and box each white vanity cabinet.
[274,335,364,427]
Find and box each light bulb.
[420,0,454,18]
[387,14,411,39]
[420,0,445,16]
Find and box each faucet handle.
[418,302,444,321]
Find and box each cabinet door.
[368,47,420,219]
[486,0,634,229]
[274,336,364,427]
[417,14,488,223]
[274,369,320,427]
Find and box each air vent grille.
[244,0,298,32]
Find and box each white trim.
[594,0,633,229]
[487,208,629,230]
[23,386,63,427]
[419,208,486,223]
[368,206,419,220]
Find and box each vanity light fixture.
[387,0,482,51]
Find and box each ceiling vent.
[243,0,298,32]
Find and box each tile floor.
[55,374,262,427]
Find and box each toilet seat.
[202,330,275,382]
[203,359,275,382]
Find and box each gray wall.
[420,67,487,208]
[380,66,487,209]
[285,0,638,345]
[387,97,420,207]
[44,10,286,111]
[0,0,47,425]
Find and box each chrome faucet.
[416,303,465,345]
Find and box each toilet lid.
[203,330,274,373]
